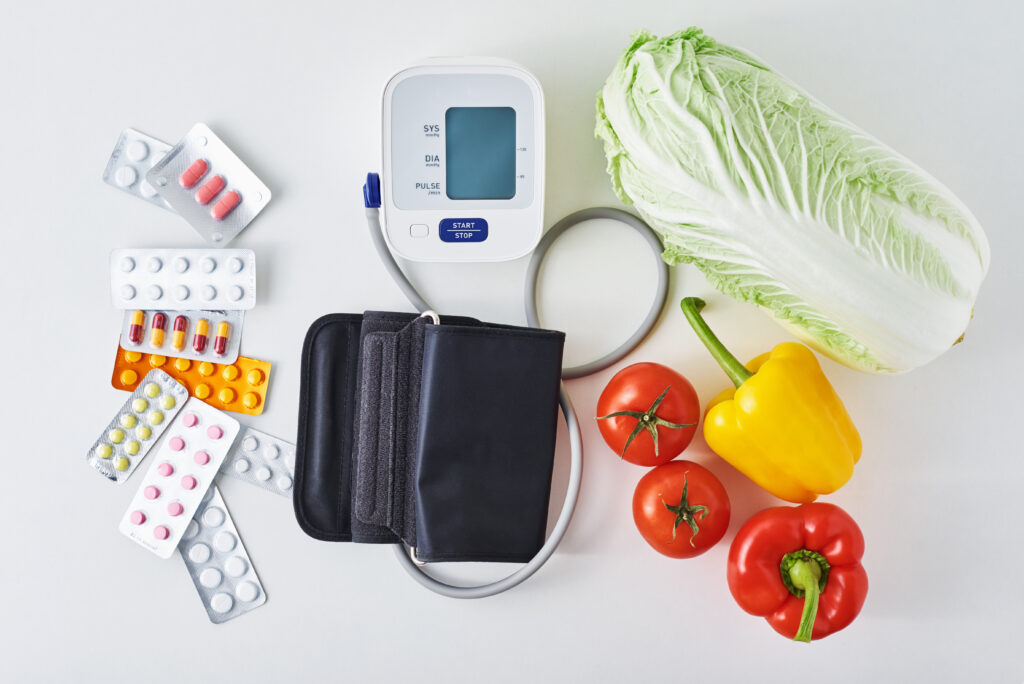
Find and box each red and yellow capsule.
[171,315,188,352]
[127,310,145,345]
[213,321,231,356]
[149,312,167,349]
[193,318,210,353]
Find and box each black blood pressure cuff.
[293,311,565,563]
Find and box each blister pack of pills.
[102,128,176,212]
[181,486,266,623]
[87,369,188,482]
[110,248,256,311]
[120,399,240,559]
[147,123,272,246]
[112,344,272,416]
[123,309,244,364]
[223,425,296,497]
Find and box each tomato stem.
[780,549,831,643]
[679,297,753,389]
[597,385,694,459]
[658,475,708,546]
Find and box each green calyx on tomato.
[658,474,708,547]
[780,549,831,643]
[597,386,694,459]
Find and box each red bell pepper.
[727,502,868,642]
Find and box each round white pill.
[201,285,216,301]
[175,285,190,301]
[120,256,135,272]
[126,140,149,162]
[255,466,271,482]
[228,257,244,273]
[277,475,293,491]
[147,257,162,272]
[203,506,226,528]
[236,581,260,603]
[264,444,280,460]
[199,568,223,588]
[210,592,233,614]
[188,543,211,564]
[114,166,137,187]
[148,285,163,300]
[242,436,259,452]
[120,284,136,300]
[214,531,237,552]
[174,257,189,273]
[229,286,244,301]
[224,556,248,577]
[201,257,216,273]
[139,180,158,198]
[183,520,200,540]
[233,458,250,474]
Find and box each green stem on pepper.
[679,297,753,388]
[780,549,831,643]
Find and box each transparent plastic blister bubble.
[222,425,296,497]
[180,486,266,624]
[122,309,244,364]
[119,398,240,559]
[102,128,177,212]
[110,248,256,310]
[147,123,272,246]
[87,369,188,482]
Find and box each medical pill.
[201,285,216,301]
[144,485,160,500]
[200,568,223,588]
[148,285,163,300]
[264,444,280,460]
[132,398,148,413]
[169,436,185,451]
[120,369,138,386]
[212,191,241,220]
[120,284,136,301]
[124,350,142,363]
[213,321,230,356]
[189,543,211,563]
[183,521,200,540]
[137,425,152,440]
[126,140,149,162]
[242,393,260,409]
[210,593,233,614]
[242,437,258,451]
[171,315,188,351]
[149,355,166,368]
[174,358,191,372]
[277,475,293,490]
[144,382,161,398]
[194,450,211,466]
[114,166,137,187]
[195,383,212,399]
[214,531,237,552]
[255,466,272,483]
[228,257,243,273]
[139,181,158,198]
[120,256,136,272]
[229,285,244,302]
[175,285,190,302]
[224,556,248,577]
[179,159,208,188]
[120,414,137,429]
[147,257,162,273]
[114,457,130,471]
[149,312,167,348]
[95,444,113,459]
[222,365,239,381]
[196,175,225,205]
[193,318,210,353]
[148,410,164,425]
[181,475,197,490]
[157,462,174,477]
[160,395,176,410]
[200,257,216,273]
[167,502,184,517]
[108,428,125,444]
[174,256,190,273]
[128,310,145,345]
[125,440,140,455]
[207,425,224,440]
[236,581,260,602]
[154,526,170,540]
[130,510,146,525]
[246,369,265,386]
[198,361,215,377]
[203,507,225,527]
[218,387,236,404]
[234,459,250,474]
[181,412,198,428]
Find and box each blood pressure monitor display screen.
[445,107,516,200]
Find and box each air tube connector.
[363,172,381,208]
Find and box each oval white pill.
[229,285,244,301]
[203,506,226,528]
[183,520,200,540]
[120,284,136,300]
[255,466,271,482]
[127,140,149,162]
[277,475,293,490]
[175,285,190,301]
[199,568,223,588]
[201,257,216,273]
[235,581,260,602]
[201,285,216,301]
[213,531,237,552]
[224,556,248,577]
[242,436,258,452]
[174,257,189,273]
[114,166,137,187]
[234,458,250,474]
[188,543,211,564]
[264,444,280,460]
[210,592,233,614]
[148,285,163,300]
[228,257,244,273]
[147,257,162,272]
[120,257,135,272]
[139,180,158,198]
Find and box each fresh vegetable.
[596,362,699,466]
[681,297,859,502]
[596,28,989,374]
[728,502,868,642]
[632,460,729,558]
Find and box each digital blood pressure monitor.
[381,59,545,262]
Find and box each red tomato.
[632,460,730,558]
[596,362,700,466]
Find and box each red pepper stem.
[789,560,822,642]
[679,297,754,388]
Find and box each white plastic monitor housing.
[381,58,545,262]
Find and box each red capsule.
[149,312,168,348]
[211,190,241,220]
[128,310,145,345]
[179,159,209,188]
[171,315,188,352]
[213,321,230,356]
[196,175,225,205]
[193,318,210,353]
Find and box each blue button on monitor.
[439,218,488,243]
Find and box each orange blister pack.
[111,342,271,416]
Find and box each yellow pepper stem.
[680,297,754,388]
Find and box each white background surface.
[1,1,1021,681]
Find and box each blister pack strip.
[122,309,244,364]
[119,399,240,559]
[147,123,272,246]
[112,343,271,416]
[180,486,266,623]
[102,128,176,212]
[222,425,296,497]
[110,248,256,311]
[87,369,189,482]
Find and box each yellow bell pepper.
[680,297,861,503]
